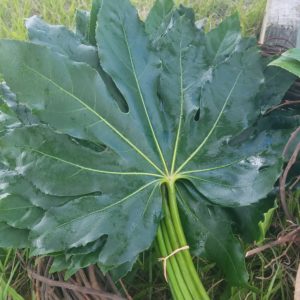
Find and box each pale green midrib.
[171,42,184,174]
[54,179,160,230]
[23,64,164,176]
[180,158,245,175]
[28,147,162,178]
[121,25,169,175]
[176,187,241,277]
[175,71,243,174]
[142,182,160,216]
[187,175,256,189]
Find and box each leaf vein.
[23,64,164,175]
[120,25,169,174]
[55,179,160,230]
[27,147,162,178]
[176,71,243,173]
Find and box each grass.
[0,0,90,39]
[1,0,299,299]
[0,249,30,300]
[0,0,266,40]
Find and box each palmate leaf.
[0,0,296,288]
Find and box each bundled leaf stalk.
[0,0,298,299]
[156,182,209,299]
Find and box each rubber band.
[158,245,190,282]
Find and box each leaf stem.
[159,181,210,300]
[162,198,198,298]
[156,227,184,300]
[175,71,242,174]
[167,183,210,299]
[161,222,193,299]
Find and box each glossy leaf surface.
[270,48,300,77]
[0,0,296,285]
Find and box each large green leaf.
[258,63,296,113]
[176,181,249,286]
[0,82,38,126]
[75,9,90,43]
[26,16,99,69]
[0,84,22,131]
[145,0,174,36]
[89,0,102,46]
[0,223,29,248]
[270,48,300,77]
[26,15,128,112]
[0,0,294,286]
[50,239,106,279]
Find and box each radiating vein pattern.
[23,63,164,175]
[28,148,162,178]
[0,0,291,284]
[121,26,169,174]
[176,71,243,173]
[55,179,159,230]
[171,43,184,173]
[180,158,246,175]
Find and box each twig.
[118,279,132,300]
[74,272,82,285]
[78,270,99,300]
[44,258,53,300]
[264,243,293,269]
[58,273,74,300]
[27,268,125,300]
[36,259,42,300]
[256,263,276,280]
[206,279,224,294]
[88,266,102,292]
[78,269,92,289]
[283,127,300,158]
[68,278,83,300]
[15,250,28,269]
[295,263,300,300]
[48,289,61,300]
[280,143,300,221]
[246,227,300,257]
[266,100,300,114]
[106,275,122,297]
[289,176,300,190]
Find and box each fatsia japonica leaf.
[0,0,295,287]
[26,15,128,112]
[89,0,102,46]
[0,99,19,133]
[176,181,249,286]
[26,15,99,69]
[49,238,106,279]
[0,223,29,248]
[269,48,300,77]
[145,0,174,36]
[75,9,90,43]
[0,82,38,126]
[258,62,296,113]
